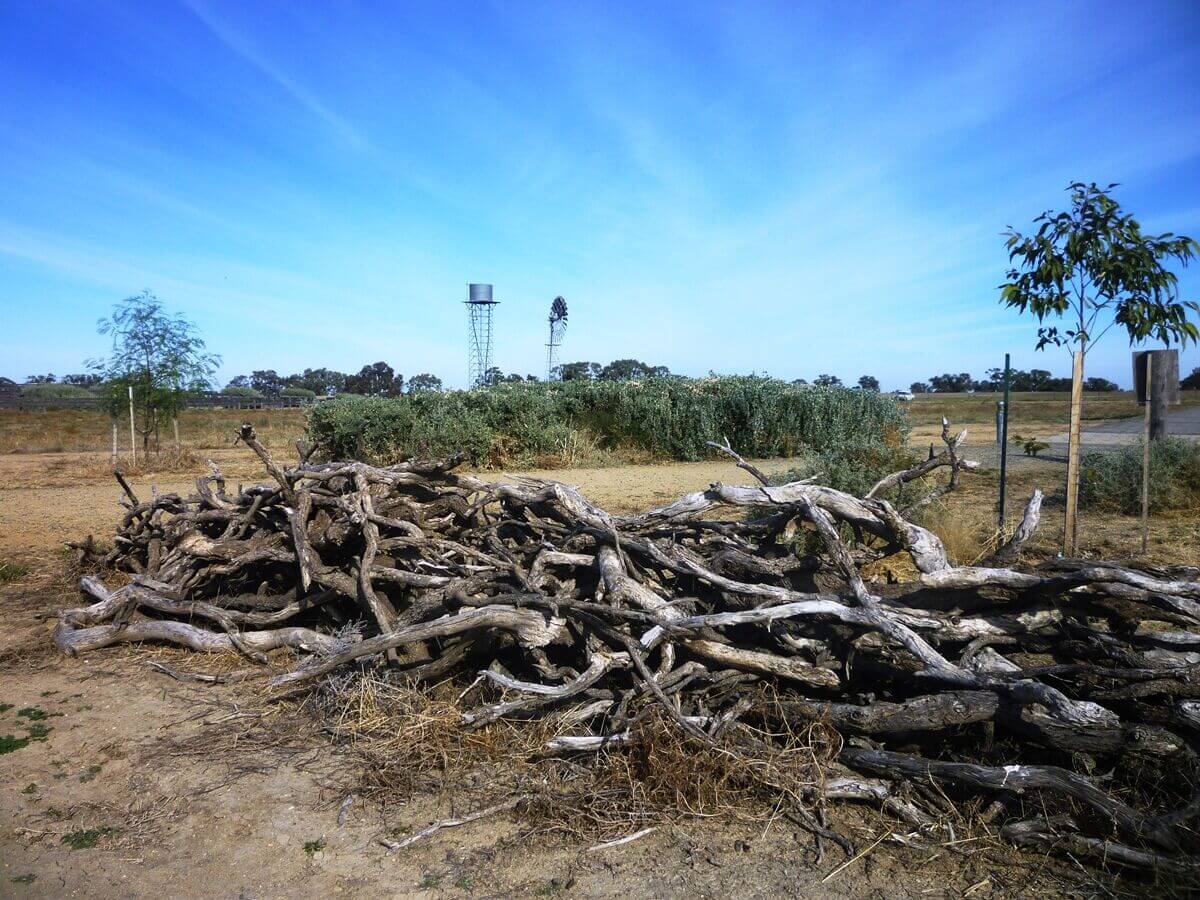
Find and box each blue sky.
[1,1,1198,389]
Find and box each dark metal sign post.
[1142,353,1152,554]
[998,353,1011,528]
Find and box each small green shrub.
[823,440,918,498]
[756,440,918,556]
[1010,433,1049,457]
[1080,438,1200,514]
[303,838,326,856]
[79,764,103,783]
[0,561,30,584]
[61,826,118,850]
[768,438,918,498]
[308,377,908,468]
[0,734,30,754]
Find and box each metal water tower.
[465,283,499,387]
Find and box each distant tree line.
[479,368,540,386]
[222,364,443,398]
[787,375,886,391]
[32,360,1200,401]
[22,356,681,397]
[20,363,1145,398]
[551,359,671,381]
[778,370,1124,394]
[24,372,104,386]
[222,358,677,395]
[909,369,1119,394]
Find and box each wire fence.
[0,392,317,412]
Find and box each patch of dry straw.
[313,673,841,843]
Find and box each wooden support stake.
[172,416,180,447]
[1063,351,1084,556]
[1142,353,1152,555]
[128,385,137,467]
[111,418,118,465]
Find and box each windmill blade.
[546,296,568,380]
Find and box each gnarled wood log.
[53,425,1200,875]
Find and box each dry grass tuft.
[314,672,549,799]
[104,446,205,477]
[534,427,656,470]
[312,672,840,843]
[0,550,82,672]
[916,501,1000,565]
[0,558,31,584]
[34,444,207,483]
[528,701,840,842]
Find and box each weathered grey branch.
[54,437,1200,874]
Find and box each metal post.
[128,385,137,467]
[1142,353,1152,554]
[998,354,1011,528]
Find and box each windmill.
[545,296,568,381]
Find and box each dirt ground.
[0,441,1189,897]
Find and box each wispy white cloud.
[180,0,369,150]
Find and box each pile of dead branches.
[56,424,1200,877]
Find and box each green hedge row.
[18,383,97,399]
[306,376,908,467]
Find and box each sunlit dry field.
[2,390,1197,563]
[0,407,310,455]
[906,388,1200,440]
[6,390,1197,456]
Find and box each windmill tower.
[465,283,499,387]
[545,296,568,381]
